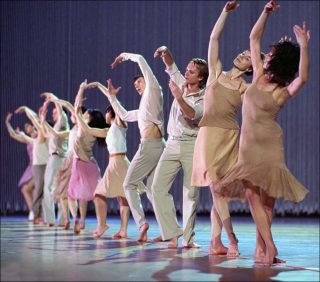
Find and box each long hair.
[86,108,108,147]
[265,40,300,86]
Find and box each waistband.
[109,153,126,158]
[140,137,165,143]
[168,135,197,141]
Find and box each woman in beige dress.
[191,1,255,257]
[217,0,310,265]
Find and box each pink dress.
[18,143,33,187]
[68,131,101,201]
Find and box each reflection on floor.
[1,215,319,281]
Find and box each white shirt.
[165,63,204,138]
[32,139,49,165]
[106,120,127,154]
[108,53,164,137]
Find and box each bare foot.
[254,247,266,263]
[152,235,164,243]
[64,220,70,230]
[137,223,149,242]
[93,225,109,239]
[227,243,240,257]
[80,220,85,230]
[112,231,127,239]
[262,245,277,265]
[209,244,228,255]
[167,237,179,249]
[183,242,201,249]
[74,220,80,234]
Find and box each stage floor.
[1,214,319,281]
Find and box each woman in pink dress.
[5,112,37,221]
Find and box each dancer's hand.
[224,1,240,13]
[86,82,100,89]
[264,0,279,14]
[79,79,88,90]
[169,79,183,100]
[15,106,27,114]
[154,46,168,58]
[111,54,125,69]
[107,79,121,96]
[40,92,58,102]
[293,21,311,48]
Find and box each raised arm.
[250,0,280,81]
[208,1,240,81]
[5,112,33,144]
[154,46,185,89]
[287,22,310,97]
[111,53,160,89]
[87,79,138,122]
[15,105,42,132]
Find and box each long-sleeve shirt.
[108,53,164,137]
[165,63,204,138]
[48,112,69,157]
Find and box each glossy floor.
[1,215,319,281]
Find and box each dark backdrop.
[1,1,319,215]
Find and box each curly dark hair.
[87,108,108,147]
[264,41,300,86]
[190,58,209,89]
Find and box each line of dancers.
[6,1,310,266]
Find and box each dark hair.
[265,41,300,86]
[191,58,209,89]
[87,109,108,147]
[105,105,116,119]
[245,52,266,76]
[80,106,87,114]
[132,74,144,83]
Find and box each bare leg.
[209,183,228,255]
[68,198,80,234]
[59,198,70,230]
[245,186,277,265]
[79,200,87,229]
[93,195,109,238]
[21,179,35,213]
[113,197,129,239]
[211,183,239,257]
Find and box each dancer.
[152,46,208,248]
[110,52,165,242]
[67,80,108,234]
[191,0,257,257]
[15,105,50,224]
[47,99,87,230]
[217,0,310,265]
[5,113,36,221]
[40,93,70,227]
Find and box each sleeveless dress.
[68,130,101,201]
[18,142,34,187]
[94,122,129,198]
[53,126,78,201]
[216,82,309,202]
[191,75,244,187]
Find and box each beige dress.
[216,83,309,202]
[191,75,244,187]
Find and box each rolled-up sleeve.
[165,63,185,90]
[108,95,138,122]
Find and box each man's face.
[184,62,202,87]
[134,77,146,96]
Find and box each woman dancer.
[191,0,256,257]
[89,80,146,239]
[217,0,310,265]
[15,105,50,224]
[5,113,36,221]
[67,80,108,234]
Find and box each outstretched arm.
[287,22,310,96]
[250,0,280,81]
[208,1,240,81]
[15,105,42,132]
[5,112,33,144]
[111,53,160,89]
